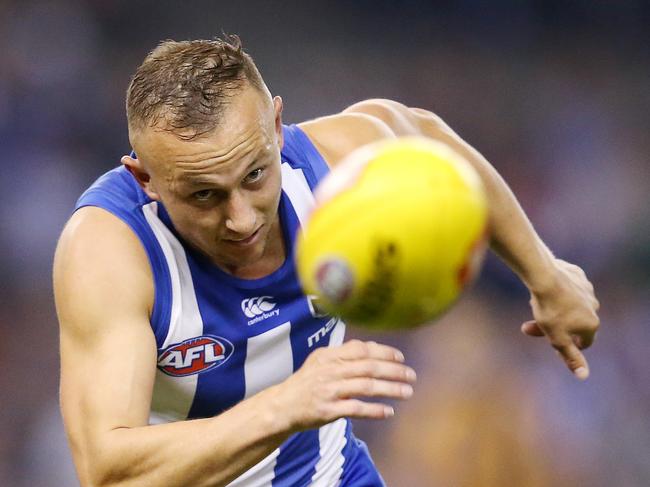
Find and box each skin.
[54,83,599,486]
[125,87,285,278]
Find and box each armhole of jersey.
[282,124,331,191]
[75,192,172,349]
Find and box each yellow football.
[296,137,488,330]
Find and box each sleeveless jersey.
[75,125,385,487]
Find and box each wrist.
[501,236,558,296]
[254,383,298,438]
[522,252,560,297]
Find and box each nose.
[224,190,257,236]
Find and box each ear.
[121,154,161,201]
[273,96,284,150]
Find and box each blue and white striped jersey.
[75,124,385,487]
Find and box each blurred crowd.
[0,1,648,486]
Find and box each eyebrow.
[178,156,263,188]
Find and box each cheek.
[262,167,283,212]
[166,202,221,239]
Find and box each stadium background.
[0,1,648,485]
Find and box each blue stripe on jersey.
[74,168,172,347]
[281,124,330,190]
[184,266,247,419]
[273,429,320,487]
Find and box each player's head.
[122,36,284,274]
[125,35,269,139]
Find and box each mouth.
[224,226,262,247]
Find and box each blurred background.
[0,0,648,485]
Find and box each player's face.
[131,86,284,274]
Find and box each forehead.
[132,86,275,175]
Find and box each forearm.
[412,109,557,292]
[90,386,290,487]
[339,99,599,377]
[431,130,601,375]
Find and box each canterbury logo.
[241,296,277,318]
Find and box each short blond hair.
[126,35,265,139]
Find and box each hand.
[273,339,417,432]
[521,259,600,380]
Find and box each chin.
[219,240,266,266]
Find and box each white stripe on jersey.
[229,322,294,486]
[143,201,204,423]
[310,321,348,486]
[329,320,346,348]
[244,321,294,399]
[281,162,316,226]
[312,418,348,487]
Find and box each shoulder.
[54,206,154,338]
[297,99,443,167]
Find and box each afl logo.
[157,336,234,377]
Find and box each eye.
[192,189,215,201]
[244,168,265,184]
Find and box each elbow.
[70,462,116,487]
[82,442,138,487]
[345,99,438,137]
[87,462,127,487]
[67,437,120,487]
[344,99,406,127]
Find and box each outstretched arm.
[299,99,600,379]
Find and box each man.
[54,36,599,486]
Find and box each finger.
[554,342,590,380]
[336,399,395,420]
[337,339,405,362]
[573,308,600,350]
[521,320,545,337]
[340,360,417,383]
[574,328,597,349]
[336,378,414,400]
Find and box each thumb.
[521,320,545,337]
